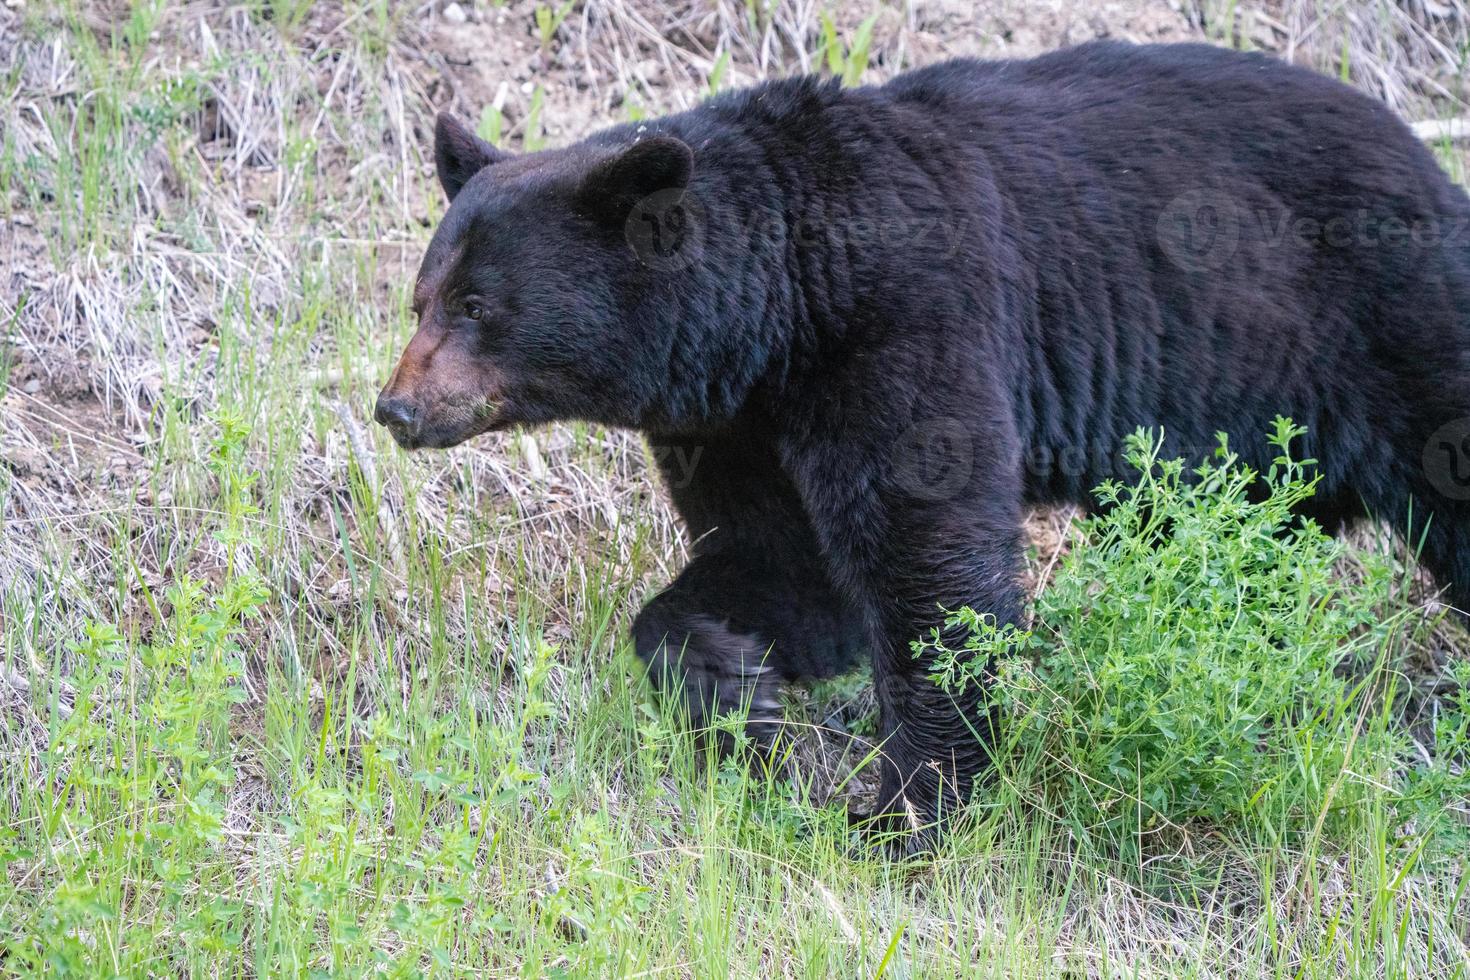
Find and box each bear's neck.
[629,78,862,433]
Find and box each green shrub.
[922,420,1406,838]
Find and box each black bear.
[376,41,1470,847]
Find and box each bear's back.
[877,42,1437,182]
[842,43,1470,502]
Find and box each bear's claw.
[846,804,940,862]
[643,613,786,752]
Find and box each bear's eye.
[464,302,484,321]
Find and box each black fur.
[387,41,1470,844]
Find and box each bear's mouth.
[392,399,505,450]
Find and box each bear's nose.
[374,394,416,433]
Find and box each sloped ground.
[0,1,1467,975]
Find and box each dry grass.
[0,1,1466,976]
[1191,0,1470,110]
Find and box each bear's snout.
[374,393,419,447]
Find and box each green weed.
[535,1,576,53]
[924,421,1468,866]
[819,10,878,87]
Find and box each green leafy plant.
[922,420,1409,838]
[535,1,576,53]
[8,413,264,973]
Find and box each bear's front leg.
[781,410,1026,850]
[861,527,1024,851]
[632,547,866,753]
[633,583,785,751]
[632,428,868,752]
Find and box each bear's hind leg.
[1414,508,1470,624]
[1386,412,1470,624]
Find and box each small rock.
[1,444,43,476]
[442,1,466,25]
[636,58,665,83]
[520,81,535,96]
[21,378,40,394]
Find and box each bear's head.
[375,113,695,449]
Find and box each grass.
[0,1,1467,976]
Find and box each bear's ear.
[434,112,505,202]
[578,135,693,224]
